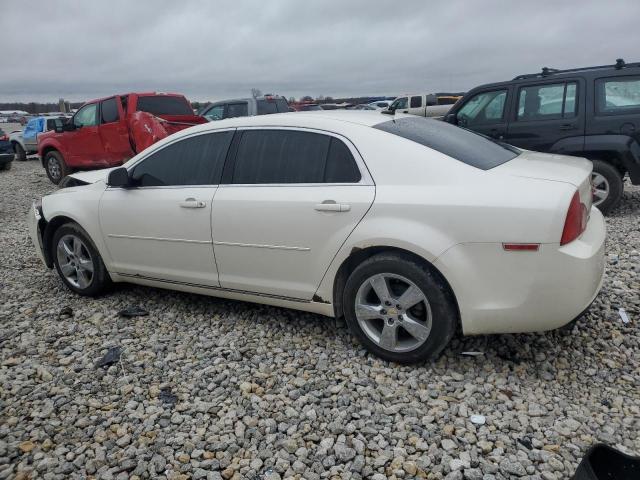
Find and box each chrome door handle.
[315,201,351,212]
[180,198,206,208]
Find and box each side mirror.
[54,124,63,133]
[444,113,458,125]
[107,167,131,188]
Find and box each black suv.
[445,59,640,213]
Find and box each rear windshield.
[136,96,193,116]
[373,117,519,170]
[257,98,289,115]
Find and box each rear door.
[455,88,510,140]
[506,78,586,152]
[407,95,426,116]
[224,102,249,119]
[212,128,375,300]
[98,96,134,164]
[590,74,640,144]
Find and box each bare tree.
[251,88,262,98]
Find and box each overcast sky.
[2,0,639,103]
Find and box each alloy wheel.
[591,172,610,207]
[56,234,94,289]
[47,157,61,182]
[354,273,432,353]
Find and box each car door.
[407,95,426,116]
[65,103,105,165]
[98,96,134,164]
[506,79,586,151]
[99,129,235,286]
[590,74,640,147]
[390,96,409,114]
[202,104,225,121]
[224,102,249,119]
[455,88,510,140]
[212,128,375,300]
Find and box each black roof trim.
[513,58,640,80]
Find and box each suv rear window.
[257,98,289,115]
[136,96,193,116]
[596,75,640,113]
[374,117,519,170]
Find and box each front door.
[506,78,586,152]
[212,128,375,300]
[98,96,134,165]
[99,130,234,286]
[390,96,410,114]
[65,103,104,166]
[455,88,510,140]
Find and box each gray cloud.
[2,0,639,103]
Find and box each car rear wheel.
[343,253,457,364]
[13,143,27,161]
[591,160,623,215]
[52,223,111,296]
[44,151,69,184]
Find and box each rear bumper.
[434,207,606,335]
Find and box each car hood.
[65,167,116,185]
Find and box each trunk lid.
[494,150,593,210]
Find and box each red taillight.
[0,135,8,141]
[560,191,588,245]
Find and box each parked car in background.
[388,94,458,118]
[368,100,394,110]
[294,103,323,111]
[444,59,640,213]
[201,94,289,121]
[38,92,206,184]
[350,104,377,110]
[10,116,70,161]
[29,111,604,364]
[0,128,14,170]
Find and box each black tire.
[591,160,623,215]
[343,253,457,364]
[44,150,70,185]
[52,223,112,296]
[13,142,27,161]
[0,161,11,171]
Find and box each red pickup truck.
[38,92,206,184]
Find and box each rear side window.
[410,96,422,108]
[101,97,119,123]
[256,98,289,115]
[231,130,361,184]
[596,75,640,114]
[132,131,233,186]
[517,82,577,121]
[226,102,248,118]
[374,117,519,170]
[136,96,193,115]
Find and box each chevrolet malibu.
[28,112,606,364]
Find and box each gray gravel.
[1,160,639,480]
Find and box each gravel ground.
[1,159,639,480]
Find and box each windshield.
[374,116,519,170]
[136,96,193,116]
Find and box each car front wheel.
[591,160,623,215]
[44,151,70,185]
[343,253,457,364]
[52,223,111,296]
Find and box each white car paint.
[29,111,605,342]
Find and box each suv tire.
[52,223,112,296]
[591,160,623,215]
[13,143,27,161]
[44,151,70,185]
[343,253,457,364]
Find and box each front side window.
[101,97,119,124]
[131,131,234,187]
[226,102,248,118]
[410,96,422,108]
[517,82,577,121]
[231,130,360,184]
[596,75,640,113]
[374,117,519,170]
[73,104,98,127]
[457,90,506,126]
[391,97,408,109]
[204,105,224,121]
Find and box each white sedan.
[28,111,605,364]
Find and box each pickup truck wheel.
[591,160,623,215]
[44,151,69,185]
[13,143,27,161]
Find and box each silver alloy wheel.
[591,172,610,207]
[47,157,61,181]
[355,273,432,353]
[56,234,94,289]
